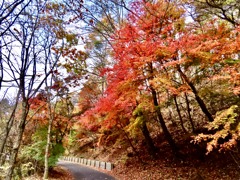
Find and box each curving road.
[57,161,116,180]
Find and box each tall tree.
[108,0,185,153]
[0,0,77,178]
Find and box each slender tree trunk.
[0,92,20,165]
[173,95,187,133]
[140,121,156,156]
[184,93,195,132]
[177,66,213,122]
[166,91,176,126]
[147,62,178,154]
[0,115,15,165]
[151,88,178,154]
[118,122,137,154]
[136,99,156,156]
[117,121,142,162]
[6,100,29,180]
[43,101,54,179]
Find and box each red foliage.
[77,0,185,130]
[78,0,240,135]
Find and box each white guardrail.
[60,156,114,171]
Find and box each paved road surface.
[57,161,116,180]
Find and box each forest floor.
[67,131,240,180]
[55,145,240,180]
[108,147,240,180]
[46,130,240,180]
[48,166,73,180]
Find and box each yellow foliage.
[192,105,240,154]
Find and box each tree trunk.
[0,116,15,165]
[140,121,156,156]
[43,101,54,179]
[6,100,29,180]
[147,62,178,154]
[118,122,140,159]
[151,88,178,154]
[184,93,195,132]
[136,101,156,156]
[173,95,187,133]
[177,66,213,122]
[0,92,20,165]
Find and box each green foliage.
[21,127,65,168]
[49,143,65,167]
[126,101,151,138]
[193,105,240,154]
[67,130,78,149]
[21,128,48,164]
[224,58,240,65]
[21,140,46,163]
[132,106,145,126]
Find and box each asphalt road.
[57,161,116,180]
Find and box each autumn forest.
[0,0,240,179]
